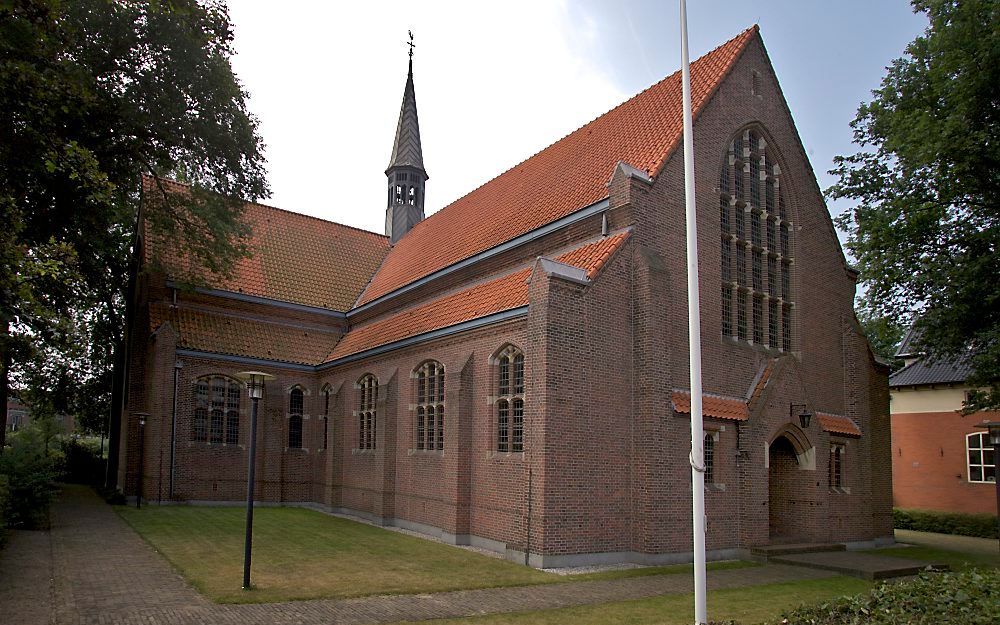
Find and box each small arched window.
[321,384,332,451]
[358,375,377,450]
[829,443,846,489]
[288,387,303,449]
[193,376,241,445]
[495,346,525,452]
[408,186,416,206]
[719,127,793,350]
[415,361,445,451]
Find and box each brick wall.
[118,32,893,563]
[892,409,998,515]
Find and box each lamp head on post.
[134,412,149,427]
[790,404,812,430]
[235,371,275,400]
[976,420,1000,446]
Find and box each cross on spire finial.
[407,30,415,59]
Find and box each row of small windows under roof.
[188,347,526,454]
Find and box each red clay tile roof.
[150,303,341,366]
[357,27,757,306]
[747,359,775,411]
[672,390,749,422]
[817,412,861,438]
[326,233,631,362]
[143,178,390,312]
[558,232,632,280]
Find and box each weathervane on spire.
[407,30,415,59]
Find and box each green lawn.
[116,504,754,603]
[119,503,991,619]
[864,543,999,572]
[390,577,873,625]
[118,505,556,603]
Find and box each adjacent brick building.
[114,27,894,567]
[889,327,998,515]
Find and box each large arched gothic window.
[720,128,793,350]
[193,376,241,445]
[495,346,525,453]
[415,361,445,451]
[358,374,377,450]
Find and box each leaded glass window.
[415,361,445,451]
[496,346,525,453]
[358,375,377,450]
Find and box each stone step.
[770,551,950,581]
[749,543,846,559]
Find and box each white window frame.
[966,432,996,484]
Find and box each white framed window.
[967,432,996,483]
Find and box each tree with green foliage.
[830,0,999,410]
[856,305,905,371]
[0,0,270,448]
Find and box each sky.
[226,1,928,239]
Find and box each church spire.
[385,31,428,244]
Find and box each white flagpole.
[679,1,707,624]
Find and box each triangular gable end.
[356,26,759,308]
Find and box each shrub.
[894,508,998,539]
[767,569,999,625]
[0,426,63,529]
[61,437,106,485]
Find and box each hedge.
[894,507,998,539]
[767,569,999,625]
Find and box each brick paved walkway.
[0,485,836,625]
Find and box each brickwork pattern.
[116,30,893,565]
[892,410,999,515]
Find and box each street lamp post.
[134,413,149,510]
[974,420,1000,553]
[235,371,274,590]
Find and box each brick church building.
[114,27,893,567]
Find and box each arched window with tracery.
[288,387,304,449]
[495,346,525,453]
[415,361,445,450]
[719,127,793,350]
[358,375,377,450]
[193,376,241,445]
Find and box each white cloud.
[227,0,627,233]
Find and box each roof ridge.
[248,200,389,239]
[362,25,760,304]
[650,25,757,178]
[146,175,388,240]
[403,26,758,241]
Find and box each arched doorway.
[768,434,813,542]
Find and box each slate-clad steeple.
[385,36,428,244]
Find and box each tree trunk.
[1,316,10,450]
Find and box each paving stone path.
[0,485,836,625]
